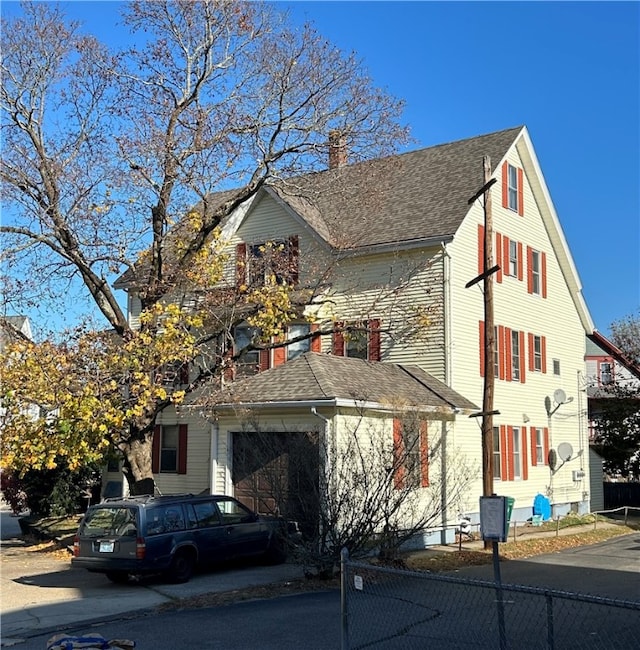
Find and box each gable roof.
[188,352,478,414]
[269,126,523,250]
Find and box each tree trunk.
[119,426,156,496]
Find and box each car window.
[146,505,186,535]
[80,507,137,537]
[216,498,255,524]
[192,501,221,528]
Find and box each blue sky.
[2,1,639,336]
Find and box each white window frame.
[534,427,544,465]
[512,427,521,479]
[600,361,613,386]
[531,250,541,295]
[160,425,179,473]
[511,330,521,381]
[508,164,519,212]
[287,323,311,360]
[509,239,518,276]
[493,426,501,480]
[533,335,542,372]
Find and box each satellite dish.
[548,449,558,471]
[553,388,567,404]
[557,442,574,462]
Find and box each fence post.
[341,547,349,650]
[545,592,555,650]
[625,506,628,527]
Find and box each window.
[531,250,541,295]
[527,333,546,374]
[493,426,501,480]
[235,236,299,289]
[234,325,260,375]
[393,419,428,489]
[511,330,521,381]
[160,425,178,472]
[508,239,518,277]
[332,319,381,361]
[533,428,544,465]
[533,335,542,371]
[287,323,311,360]
[502,162,523,215]
[511,427,521,479]
[600,361,613,385]
[508,164,519,212]
[553,359,560,376]
[153,424,188,474]
[527,247,547,297]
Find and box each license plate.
[99,541,114,553]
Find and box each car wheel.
[168,551,194,583]
[105,571,130,584]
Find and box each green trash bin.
[505,497,515,538]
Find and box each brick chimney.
[328,130,347,169]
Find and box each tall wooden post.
[481,156,496,503]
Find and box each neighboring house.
[584,330,640,481]
[116,125,595,541]
[0,316,40,423]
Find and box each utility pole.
[466,156,499,545]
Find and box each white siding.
[446,147,590,516]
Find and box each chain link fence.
[340,550,640,649]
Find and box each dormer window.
[599,361,613,385]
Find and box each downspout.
[209,419,219,496]
[441,242,452,386]
[440,242,452,542]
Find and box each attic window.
[236,235,299,289]
[507,164,519,212]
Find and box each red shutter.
[332,323,345,356]
[393,419,405,490]
[420,421,429,487]
[527,246,533,294]
[501,162,509,208]
[310,323,321,353]
[498,325,505,380]
[288,235,299,285]
[517,168,524,216]
[479,321,486,377]
[522,428,528,480]
[503,235,510,276]
[528,333,534,371]
[368,318,381,361]
[517,242,523,280]
[259,348,271,371]
[505,327,512,382]
[530,426,538,467]
[496,233,503,283]
[507,426,515,481]
[541,252,547,298]
[152,425,161,474]
[519,331,526,384]
[541,336,547,374]
[500,425,508,480]
[179,362,189,384]
[478,224,485,274]
[178,424,188,475]
[235,243,247,289]
[543,427,550,465]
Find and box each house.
[114,125,595,543]
[584,330,640,488]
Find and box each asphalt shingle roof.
[191,352,477,412]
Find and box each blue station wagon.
[72,494,293,584]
